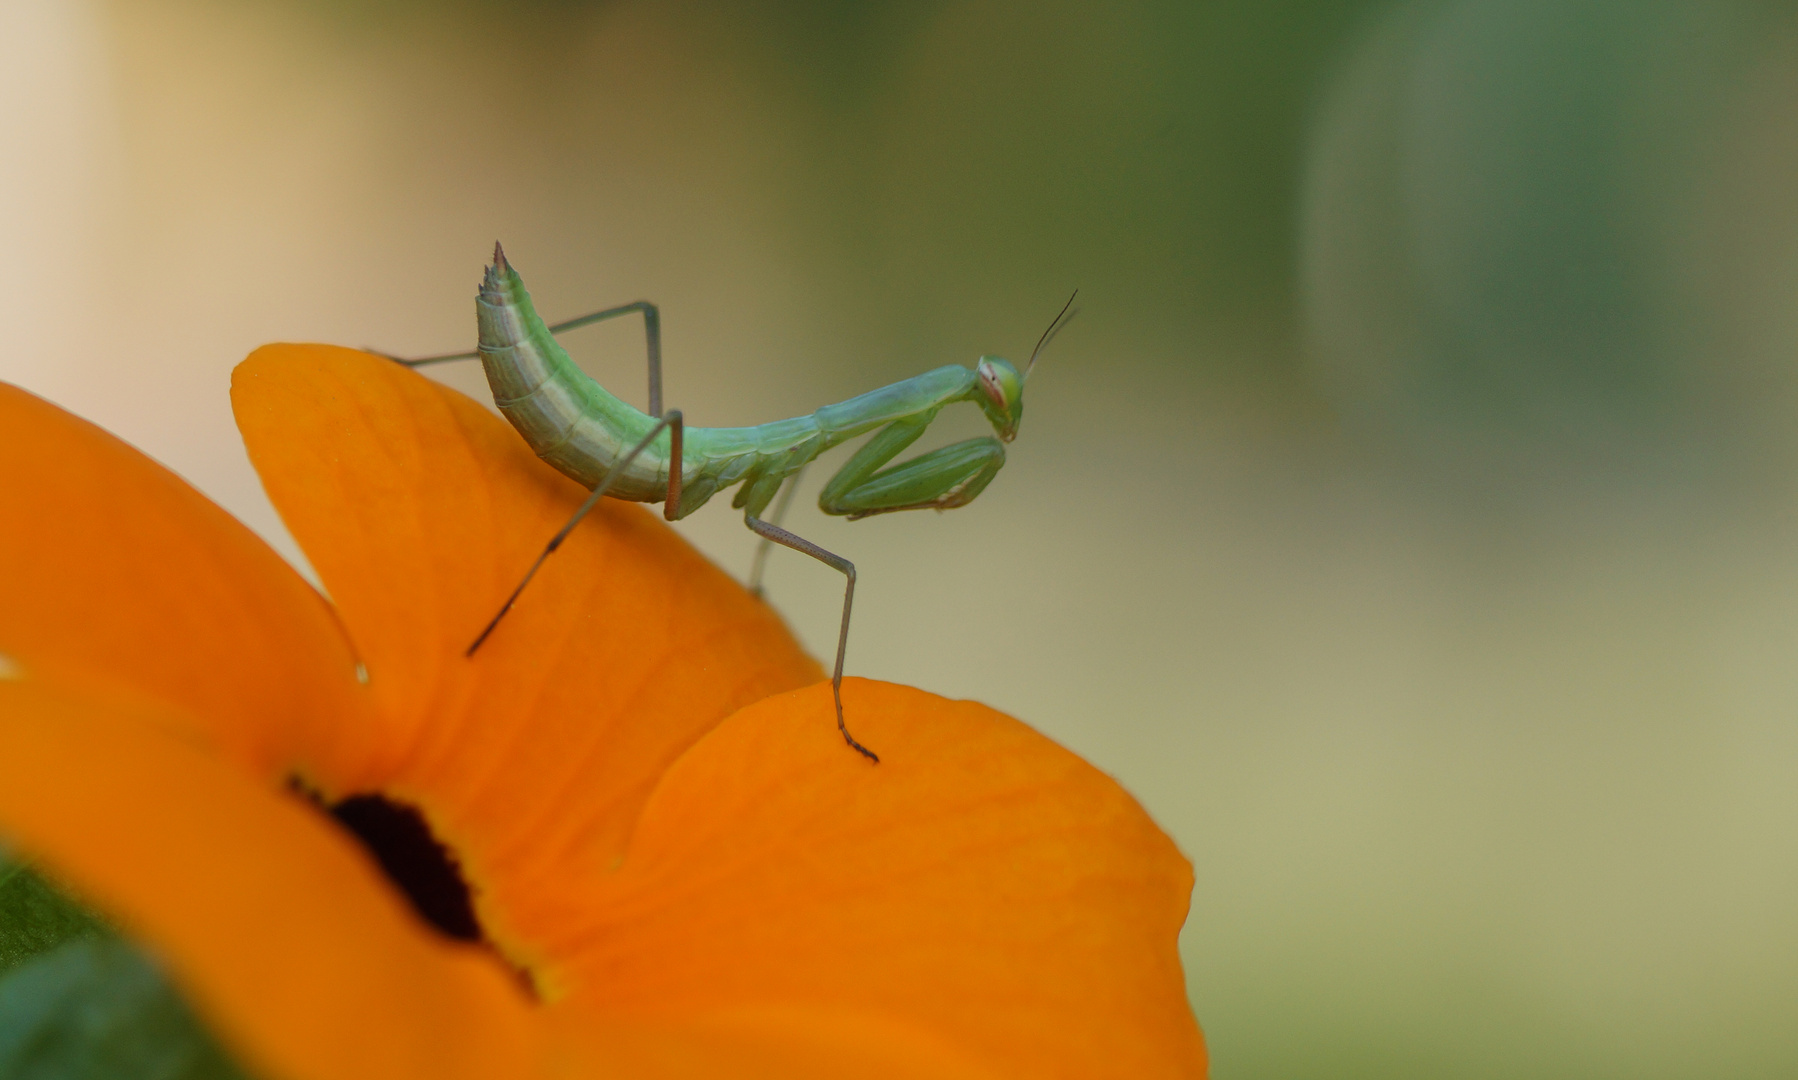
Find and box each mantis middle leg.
[732,420,1009,764]
[746,462,808,597]
[742,507,877,763]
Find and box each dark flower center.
[328,795,481,942]
[287,779,480,942]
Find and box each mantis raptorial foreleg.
[818,419,1007,519]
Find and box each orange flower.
[0,345,1204,1078]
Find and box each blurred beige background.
[5,0,1798,1076]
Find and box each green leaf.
[0,856,109,978]
[0,856,257,1079]
[0,938,253,1080]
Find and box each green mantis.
[388,244,1071,762]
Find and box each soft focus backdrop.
[6,0,1798,1076]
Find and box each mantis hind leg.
[379,296,666,418]
[743,511,878,763]
[542,301,665,418]
[466,410,684,655]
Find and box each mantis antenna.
[1026,290,1079,380]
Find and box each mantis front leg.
[818,418,1007,519]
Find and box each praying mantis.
[386,244,1072,762]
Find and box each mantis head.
[975,356,1025,442]
[974,290,1077,442]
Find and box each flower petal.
[0,679,552,1080]
[550,1004,1005,1079]
[0,383,371,782]
[0,679,1046,1080]
[559,679,1207,1078]
[231,346,822,984]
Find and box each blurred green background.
[6,0,1798,1076]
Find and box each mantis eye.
[975,356,1020,410]
[978,366,1008,410]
